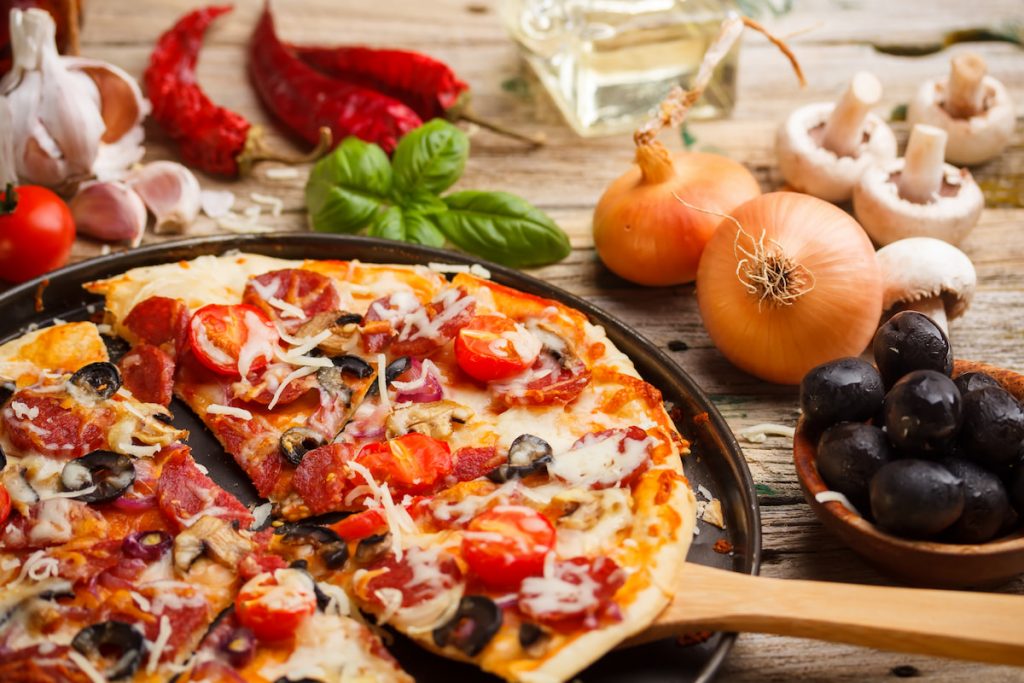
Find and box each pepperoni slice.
[123,296,190,356]
[553,427,652,490]
[243,268,340,332]
[118,344,175,406]
[518,556,626,627]
[2,391,112,458]
[451,446,503,483]
[0,645,93,683]
[494,351,590,407]
[359,546,462,611]
[156,445,253,531]
[203,412,283,498]
[293,443,356,515]
[361,288,474,356]
[230,362,317,407]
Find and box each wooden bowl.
[793,360,1024,589]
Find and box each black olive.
[153,411,175,425]
[61,451,135,503]
[816,423,893,512]
[940,457,1012,544]
[869,459,964,539]
[884,370,962,456]
[364,356,411,398]
[954,372,1001,396]
[101,335,131,363]
[280,427,326,466]
[0,442,6,472]
[354,533,391,564]
[488,434,553,482]
[331,355,374,379]
[799,358,884,430]
[71,621,145,680]
[315,367,354,404]
[518,622,546,649]
[274,678,323,683]
[872,311,953,388]
[0,382,14,406]
[959,386,1024,472]
[335,313,363,326]
[433,596,503,657]
[276,522,343,546]
[1011,463,1024,515]
[69,361,122,400]
[220,626,256,668]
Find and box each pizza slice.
[176,567,412,682]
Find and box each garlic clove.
[0,99,15,186]
[70,180,147,247]
[128,161,200,234]
[64,57,150,145]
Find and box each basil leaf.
[434,191,570,267]
[367,206,446,248]
[305,137,393,233]
[391,119,468,196]
[399,189,448,216]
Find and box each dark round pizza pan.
[0,233,761,683]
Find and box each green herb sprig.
[305,120,570,268]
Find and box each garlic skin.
[128,161,201,234]
[0,98,15,187]
[70,180,147,246]
[0,9,148,192]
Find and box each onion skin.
[696,192,882,385]
[593,143,761,286]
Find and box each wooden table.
[76,0,1023,679]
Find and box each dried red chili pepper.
[291,43,543,146]
[144,5,329,177]
[249,7,423,155]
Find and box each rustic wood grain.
[70,0,1024,679]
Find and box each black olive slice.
[488,434,552,483]
[275,677,324,683]
[315,367,354,404]
[61,451,136,503]
[0,442,6,472]
[0,382,14,407]
[69,361,122,400]
[518,622,546,649]
[101,335,131,364]
[332,355,374,379]
[322,542,349,570]
[71,621,145,680]
[353,533,391,564]
[433,596,503,657]
[276,522,342,546]
[364,356,411,398]
[335,313,363,326]
[153,411,175,425]
[280,427,326,466]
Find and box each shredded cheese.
[251,502,273,529]
[146,615,173,674]
[346,460,416,561]
[264,167,300,180]
[267,296,306,320]
[67,651,108,683]
[815,490,861,515]
[738,423,796,444]
[267,366,318,411]
[250,192,284,217]
[206,404,254,421]
[376,354,390,410]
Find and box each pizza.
[0,252,698,682]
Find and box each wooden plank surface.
[72,0,1024,680]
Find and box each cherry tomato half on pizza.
[188,303,279,377]
[0,483,10,526]
[355,433,453,496]
[461,505,555,590]
[455,315,541,382]
[329,508,387,542]
[235,569,317,641]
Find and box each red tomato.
[188,304,279,377]
[462,505,555,590]
[355,433,453,496]
[329,508,387,541]
[235,569,316,641]
[0,483,10,526]
[455,315,540,382]
[0,185,75,283]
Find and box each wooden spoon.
[630,562,1024,665]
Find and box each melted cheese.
[28,498,79,544]
[206,404,254,420]
[548,431,652,489]
[519,554,601,618]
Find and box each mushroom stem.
[822,72,883,158]
[898,124,947,204]
[945,53,987,119]
[901,297,949,334]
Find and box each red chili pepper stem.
[1,184,17,215]
[457,109,545,148]
[236,125,333,177]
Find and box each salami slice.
[118,344,175,406]
[292,443,356,515]
[2,391,112,458]
[156,445,253,531]
[243,268,340,332]
[123,295,190,356]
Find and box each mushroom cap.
[852,159,984,246]
[776,102,897,203]
[875,237,976,319]
[907,75,1016,166]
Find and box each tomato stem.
[0,184,17,216]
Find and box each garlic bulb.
[128,161,201,234]
[0,8,148,192]
[70,180,147,246]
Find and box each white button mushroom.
[906,52,1016,166]
[853,123,984,246]
[776,72,897,203]
[875,237,976,333]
